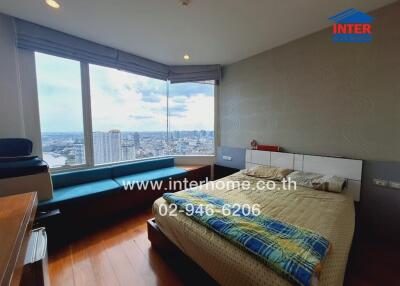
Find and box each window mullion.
[167,80,170,155]
[81,62,94,167]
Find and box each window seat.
[113,166,187,186]
[36,163,211,247]
[38,158,187,208]
[39,179,121,207]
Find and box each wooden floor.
[48,208,187,286]
[344,240,399,286]
[49,208,396,286]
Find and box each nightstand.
[213,164,240,180]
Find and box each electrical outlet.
[222,155,232,161]
[389,181,400,190]
[373,178,388,187]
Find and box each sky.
[35,52,214,133]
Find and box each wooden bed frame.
[147,151,363,284]
[147,218,218,285]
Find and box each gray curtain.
[168,65,221,84]
[117,51,169,80]
[14,18,221,83]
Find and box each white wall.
[0,13,42,155]
[0,13,25,138]
[18,48,42,156]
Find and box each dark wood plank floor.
[344,240,399,286]
[48,208,185,286]
[49,208,396,286]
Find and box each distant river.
[43,153,67,167]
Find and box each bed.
[152,150,362,286]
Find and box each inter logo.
[329,8,373,43]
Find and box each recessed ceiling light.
[45,0,61,9]
[180,0,190,6]
[183,54,190,61]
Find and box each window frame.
[34,52,89,171]
[80,62,95,167]
[34,53,217,172]
[166,80,216,156]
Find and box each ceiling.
[0,0,395,65]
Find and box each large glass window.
[89,64,168,164]
[168,82,215,155]
[35,52,86,168]
[35,52,215,170]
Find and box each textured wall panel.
[219,3,400,162]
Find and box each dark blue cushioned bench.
[0,157,48,179]
[112,158,187,186]
[39,157,188,208]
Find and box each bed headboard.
[245,149,363,201]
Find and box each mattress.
[153,171,355,286]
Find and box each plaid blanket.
[163,190,331,286]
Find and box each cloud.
[140,91,162,103]
[129,115,153,120]
[168,94,214,131]
[123,84,132,91]
[169,82,214,98]
[36,54,214,132]
[87,64,168,131]
[38,84,80,98]
[171,96,186,104]
[168,104,188,117]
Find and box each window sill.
[49,154,215,174]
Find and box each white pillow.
[287,171,346,193]
[245,165,292,181]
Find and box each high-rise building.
[109,129,122,162]
[133,132,140,148]
[121,143,136,161]
[93,132,105,164]
[73,143,85,164]
[93,130,122,164]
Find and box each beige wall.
[219,3,400,162]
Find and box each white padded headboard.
[245,149,363,201]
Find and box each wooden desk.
[0,192,37,286]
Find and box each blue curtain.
[14,18,221,83]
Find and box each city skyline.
[35,52,215,168]
[42,129,214,168]
[41,130,214,134]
